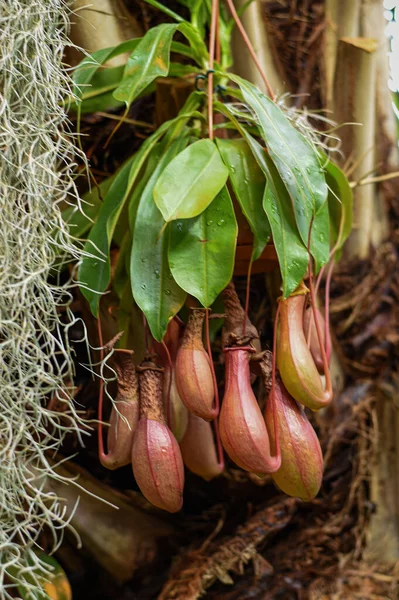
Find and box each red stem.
[308,267,332,395]
[270,304,281,460]
[324,259,334,363]
[307,219,331,392]
[314,264,325,297]
[208,0,219,140]
[205,308,220,415]
[97,316,105,461]
[242,256,253,337]
[215,6,221,64]
[224,0,276,100]
[162,340,173,427]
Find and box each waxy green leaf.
[113,24,178,107]
[216,137,271,261]
[169,186,237,307]
[153,139,229,222]
[311,199,330,273]
[214,102,308,296]
[235,126,308,297]
[73,39,141,97]
[261,153,309,297]
[131,141,187,342]
[79,157,139,316]
[323,157,353,257]
[78,109,199,316]
[229,75,329,266]
[72,35,195,100]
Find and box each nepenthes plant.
[66,0,353,512]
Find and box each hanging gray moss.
[0,1,91,596]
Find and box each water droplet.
[217,219,225,226]
[177,222,183,232]
[230,166,236,173]
[92,261,98,267]
[207,220,213,226]
[141,257,146,263]
[167,272,173,280]
[165,289,171,295]
[141,283,146,290]
[154,269,160,278]
[306,167,311,174]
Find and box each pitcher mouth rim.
[223,345,256,354]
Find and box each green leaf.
[169,186,237,307]
[178,22,209,65]
[229,76,328,249]
[73,39,141,96]
[190,0,209,38]
[311,199,330,273]
[153,139,229,221]
[163,91,205,144]
[113,24,178,106]
[79,158,137,315]
[63,172,116,239]
[72,39,196,101]
[214,101,309,296]
[237,130,308,298]
[70,65,125,114]
[143,0,185,22]
[78,114,186,316]
[261,153,309,297]
[216,137,271,260]
[131,142,187,341]
[323,156,353,257]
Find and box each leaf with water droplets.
[229,75,329,266]
[216,137,271,261]
[240,133,308,297]
[78,107,201,316]
[130,141,187,341]
[113,24,178,107]
[322,155,353,258]
[169,187,238,307]
[153,139,229,222]
[311,198,330,273]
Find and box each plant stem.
[270,304,281,460]
[208,0,219,140]
[205,308,220,415]
[242,256,253,336]
[97,315,106,461]
[162,341,173,427]
[225,0,276,100]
